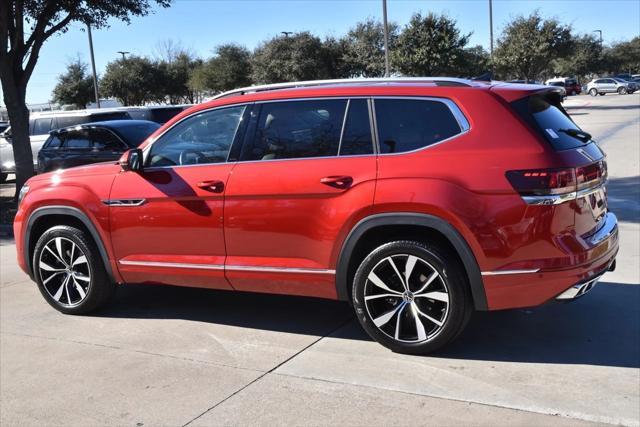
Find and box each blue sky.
[20,0,640,104]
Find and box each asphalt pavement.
[1,93,638,426]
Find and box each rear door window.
[374,99,463,154]
[61,130,92,149]
[243,99,347,161]
[339,99,373,156]
[32,118,53,135]
[90,129,128,151]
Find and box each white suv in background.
[586,77,638,96]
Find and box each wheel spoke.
[44,245,66,267]
[416,291,449,303]
[72,255,87,267]
[394,302,407,340]
[368,271,402,294]
[64,274,71,304]
[404,255,417,287]
[373,302,405,328]
[73,273,90,282]
[386,257,408,292]
[414,305,443,327]
[411,303,428,341]
[69,242,76,266]
[364,293,402,301]
[42,271,64,285]
[52,275,69,301]
[414,271,439,295]
[39,261,65,272]
[55,238,66,265]
[73,277,87,299]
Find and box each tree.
[202,43,252,93]
[51,58,94,109]
[601,37,640,75]
[342,18,398,77]
[251,32,333,83]
[100,56,157,106]
[493,12,573,82]
[0,0,170,193]
[456,45,491,78]
[551,34,602,81]
[393,12,470,76]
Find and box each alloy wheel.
[38,237,91,307]
[364,254,450,343]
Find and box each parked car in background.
[122,105,190,124]
[547,81,567,97]
[0,108,133,181]
[14,77,618,355]
[545,78,581,95]
[586,78,638,96]
[0,122,9,134]
[37,120,160,173]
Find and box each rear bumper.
[483,212,619,310]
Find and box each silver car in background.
[586,77,638,96]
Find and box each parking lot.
[1,93,638,426]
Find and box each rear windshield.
[512,94,586,151]
[113,122,160,146]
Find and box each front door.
[109,105,248,289]
[223,98,377,299]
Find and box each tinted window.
[148,105,245,167]
[340,99,373,156]
[90,129,127,151]
[150,107,185,124]
[33,118,53,135]
[89,112,131,122]
[245,99,347,161]
[513,94,586,151]
[44,135,62,149]
[114,122,160,146]
[375,99,462,154]
[56,116,88,129]
[62,130,92,149]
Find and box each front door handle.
[197,180,225,193]
[320,175,353,190]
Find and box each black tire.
[569,90,575,96]
[589,88,598,97]
[618,87,627,95]
[599,93,606,96]
[352,240,472,355]
[33,225,115,314]
[0,173,6,183]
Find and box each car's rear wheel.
[352,241,471,355]
[33,225,115,314]
[618,87,627,95]
[589,88,598,96]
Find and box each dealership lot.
[1,93,638,426]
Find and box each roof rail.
[212,77,474,100]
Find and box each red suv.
[14,78,618,354]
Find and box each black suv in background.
[37,120,159,173]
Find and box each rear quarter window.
[374,99,463,154]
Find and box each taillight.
[507,161,606,205]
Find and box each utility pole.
[593,30,602,45]
[117,51,130,60]
[86,23,100,109]
[382,0,390,77]
[489,0,494,60]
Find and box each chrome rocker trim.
[481,269,540,276]
[118,260,335,274]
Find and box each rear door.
[223,98,377,299]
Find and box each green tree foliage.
[342,18,398,77]
[100,56,157,106]
[552,34,602,81]
[251,32,334,83]
[493,12,573,81]
[202,44,252,93]
[51,58,95,109]
[601,37,640,75]
[457,45,491,78]
[393,12,471,76]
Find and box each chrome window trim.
[521,182,607,206]
[481,269,540,276]
[118,259,335,275]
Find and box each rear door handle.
[320,175,353,190]
[197,180,225,193]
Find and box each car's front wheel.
[589,88,598,96]
[352,240,471,355]
[618,87,628,95]
[33,225,115,314]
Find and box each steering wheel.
[179,149,207,165]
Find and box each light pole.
[593,30,602,45]
[489,0,494,60]
[117,51,130,60]
[382,0,390,77]
[86,23,100,108]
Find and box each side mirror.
[119,148,143,172]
